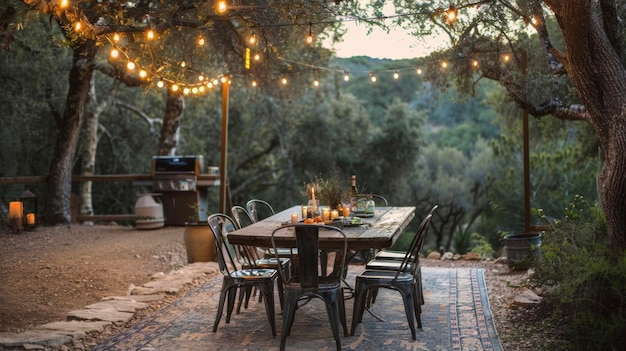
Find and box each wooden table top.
[227,205,416,251]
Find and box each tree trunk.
[79,80,118,224]
[44,40,96,225]
[553,1,626,251]
[158,90,184,156]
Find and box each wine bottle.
[350,175,358,212]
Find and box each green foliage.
[532,197,626,350]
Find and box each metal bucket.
[504,232,542,270]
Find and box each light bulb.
[369,72,376,82]
[313,79,319,87]
[472,59,479,68]
[213,79,219,85]
[146,30,154,40]
[503,54,511,63]
[416,68,423,75]
[343,72,350,81]
[113,34,120,42]
[110,49,119,58]
[207,82,214,89]
[306,33,313,44]
[441,61,448,69]
[254,53,261,61]
[59,0,69,8]
[216,1,227,13]
[157,81,164,88]
[180,61,186,68]
[249,33,256,45]
[192,87,198,94]
[74,22,81,31]
[198,75,204,81]
[126,62,135,70]
[446,5,457,23]
[393,71,399,79]
[139,70,147,78]
[199,86,205,93]
[198,37,205,46]
[281,77,288,85]
[220,76,227,83]
[252,80,257,87]
[183,88,190,95]
[171,84,179,91]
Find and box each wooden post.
[522,50,531,233]
[219,76,230,215]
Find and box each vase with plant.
[308,168,350,211]
[183,202,215,263]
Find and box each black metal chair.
[230,205,289,311]
[207,213,278,336]
[246,199,275,222]
[271,224,348,351]
[369,205,438,305]
[350,212,434,340]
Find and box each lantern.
[8,200,23,233]
[20,189,37,231]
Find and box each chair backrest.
[370,194,389,207]
[246,199,275,222]
[271,224,347,289]
[208,213,254,276]
[231,205,255,229]
[395,210,435,280]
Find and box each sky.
[327,22,448,60]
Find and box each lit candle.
[301,205,308,219]
[26,213,35,225]
[343,206,350,218]
[291,212,299,223]
[322,208,330,221]
[331,210,339,220]
[9,201,23,220]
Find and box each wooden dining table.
[227,205,416,252]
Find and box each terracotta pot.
[183,223,216,263]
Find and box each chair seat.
[366,259,415,272]
[286,276,341,289]
[230,268,277,279]
[356,269,415,283]
[374,249,413,260]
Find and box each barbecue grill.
[151,155,212,226]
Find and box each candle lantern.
[8,200,23,233]
[20,189,37,231]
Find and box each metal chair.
[208,213,277,336]
[246,199,275,222]
[271,224,348,351]
[350,212,434,340]
[230,205,289,311]
[369,205,438,305]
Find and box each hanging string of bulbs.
[57,0,534,95]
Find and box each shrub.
[532,196,626,350]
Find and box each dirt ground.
[0,223,556,350]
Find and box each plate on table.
[354,212,375,218]
[331,217,366,227]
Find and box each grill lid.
[152,156,204,175]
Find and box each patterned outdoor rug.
[94,266,502,351]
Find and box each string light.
[306,24,314,45]
[113,33,120,42]
[281,77,288,85]
[502,53,511,63]
[248,32,257,45]
[369,72,377,82]
[313,78,320,87]
[251,80,258,87]
[343,71,350,81]
[393,71,399,79]
[471,59,479,68]
[110,49,119,58]
[216,1,227,14]
[198,37,205,46]
[445,5,458,23]
[74,21,81,31]
[139,70,147,78]
[126,61,135,70]
[59,0,69,8]
[254,53,261,61]
[416,67,423,75]
[146,29,154,40]
[440,61,448,69]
